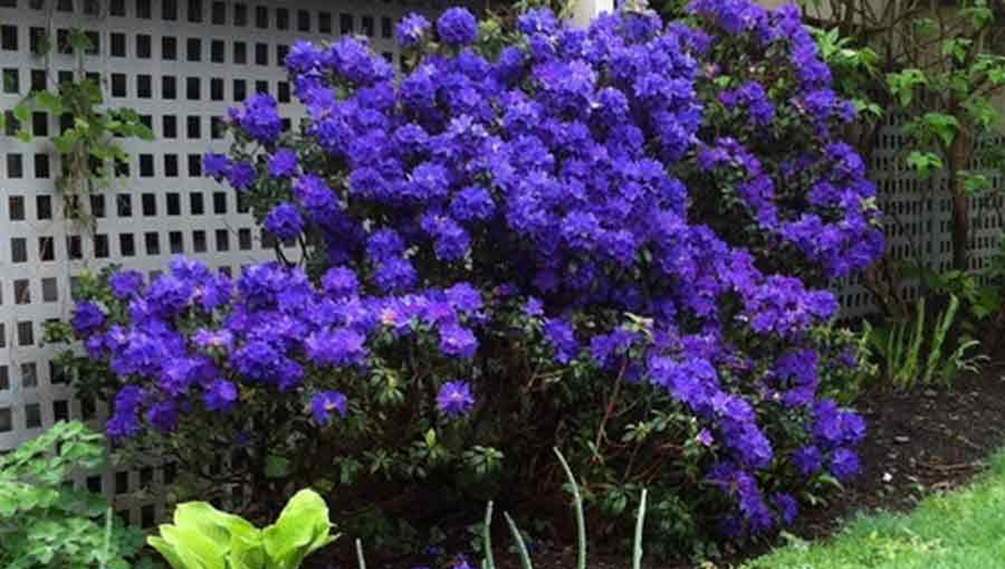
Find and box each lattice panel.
[834,120,1005,319]
[0,0,476,528]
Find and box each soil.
[789,361,1005,541]
[314,360,1005,569]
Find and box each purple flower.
[230,93,283,144]
[449,186,496,222]
[773,493,798,525]
[322,267,360,299]
[264,203,305,241]
[524,297,544,318]
[838,347,859,369]
[829,448,859,481]
[375,258,417,294]
[306,327,368,367]
[518,8,559,35]
[107,386,147,440]
[228,161,257,191]
[286,40,323,73]
[430,218,471,262]
[110,270,144,299]
[437,7,478,46]
[444,282,482,313]
[204,380,238,412]
[436,381,475,417]
[366,229,406,262]
[793,445,822,475]
[438,324,478,358]
[697,428,714,447]
[193,328,234,352]
[397,13,431,47]
[203,153,231,179]
[543,318,578,363]
[312,390,348,426]
[147,400,179,432]
[268,148,299,178]
[72,301,106,336]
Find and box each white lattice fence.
[833,120,1005,319]
[0,0,480,528]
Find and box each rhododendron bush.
[60,0,882,549]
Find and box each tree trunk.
[951,191,970,271]
[948,129,973,272]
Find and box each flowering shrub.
[61,0,881,551]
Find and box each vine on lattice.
[1,26,153,231]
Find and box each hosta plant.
[149,488,336,569]
[58,0,881,551]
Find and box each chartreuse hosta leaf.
[262,489,339,569]
[149,489,336,569]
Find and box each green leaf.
[34,90,63,114]
[265,455,290,479]
[906,151,943,179]
[962,173,991,196]
[262,489,336,569]
[941,38,972,64]
[921,112,959,147]
[133,122,155,141]
[887,69,927,107]
[158,524,227,569]
[172,502,239,549]
[229,533,268,569]
[147,535,184,569]
[13,103,30,124]
[52,132,78,154]
[68,29,94,54]
[913,18,937,37]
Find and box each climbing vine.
[1,27,152,230]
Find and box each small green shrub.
[149,489,337,569]
[0,420,146,569]
[862,295,987,390]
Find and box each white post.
[571,0,615,27]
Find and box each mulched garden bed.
[790,360,1005,540]
[317,361,1005,569]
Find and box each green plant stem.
[503,512,534,569]
[553,448,586,569]
[356,538,367,569]
[632,489,647,569]
[482,501,496,569]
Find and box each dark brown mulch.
[316,361,1005,569]
[789,361,1005,541]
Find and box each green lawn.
[746,450,1005,569]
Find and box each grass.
[746,450,1005,569]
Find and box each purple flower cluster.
[397,14,431,48]
[79,256,486,436]
[78,1,882,540]
[264,202,305,241]
[436,381,475,417]
[436,8,479,46]
[228,93,283,144]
